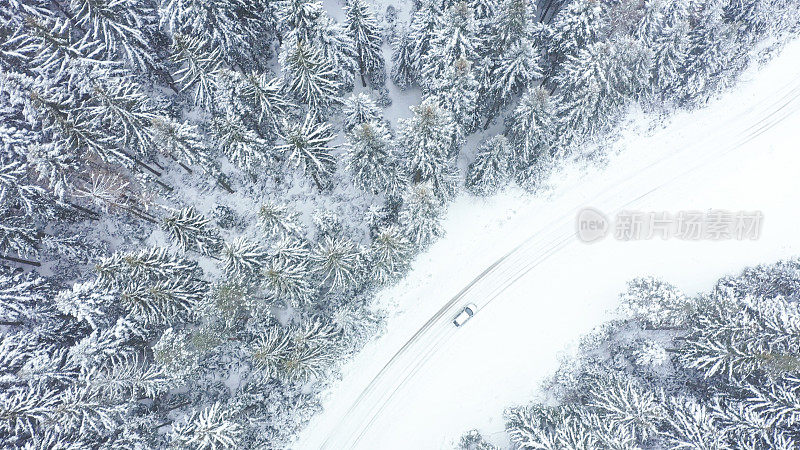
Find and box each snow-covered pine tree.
[651,19,690,98]
[162,206,222,256]
[275,0,325,41]
[548,0,605,66]
[222,237,269,280]
[421,1,481,86]
[0,268,52,326]
[69,0,156,70]
[635,0,666,47]
[409,0,444,79]
[368,224,412,285]
[216,70,294,139]
[151,117,214,172]
[399,182,443,248]
[489,39,543,108]
[508,86,556,164]
[431,57,479,139]
[20,140,80,201]
[390,26,416,89]
[589,375,665,442]
[258,201,304,239]
[556,41,627,140]
[0,153,68,266]
[466,135,512,196]
[30,87,132,175]
[491,0,535,49]
[170,33,224,110]
[346,121,405,195]
[311,235,362,291]
[619,277,690,330]
[613,36,654,103]
[171,402,242,450]
[262,257,314,306]
[96,247,198,290]
[270,236,310,267]
[311,15,360,91]
[82,72,160,160]
[252,319,337,381]
[343,0,384,87]
[210,112,271,173]
[162,0,276,71]
[54,280,116,330]
[251,324,294,378]
[398,96,459,200]
[0,215,40,266]
[457,429,498,450]
[342,93,381,131]
[275,113,337,190]
[681,0,738,101]
[94,253,205,327]
[16,13,105,79]
[279,35,341,109]
[680,292,800,380]
[663,397,724,449]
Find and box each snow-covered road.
[296,39,800,449]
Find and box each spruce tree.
[490,40,542,107]
[275,113,338,190]
[409,0,444,79]
[162,206,222,256]
[466,135,512,196]
[275,0,325,41]
[549,0,605,65]
[368,225,412,285]
[258,201,304,239]
[162,0,277,70]
[279,36,341,108]
[342,93,381,132]
[431,57,480,138]
[171,402,242,450]
[399,182,443,248]
[151,118,214,171]
[345,121,402,195]
[508,86,556,164]
[390,27,416,89]
[398,96,459,200]
[343,0,384,87]
[69,0,155,69]
[262,257,314,306]
[313,15,359,92]
[652,20,690,97]
[422,1,481,85]
[170,34,224,109]
[556,42,626,139]
[311,235,362,291]
[222,237,269,279]
[210,112,271,173]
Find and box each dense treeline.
[0,0,798,447]
[462,259,800,449]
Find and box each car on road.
[452,303,478,327]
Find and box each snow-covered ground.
[296,39,800,449]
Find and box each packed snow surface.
[296,39,800,449]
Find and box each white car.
[452,303,478,327]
